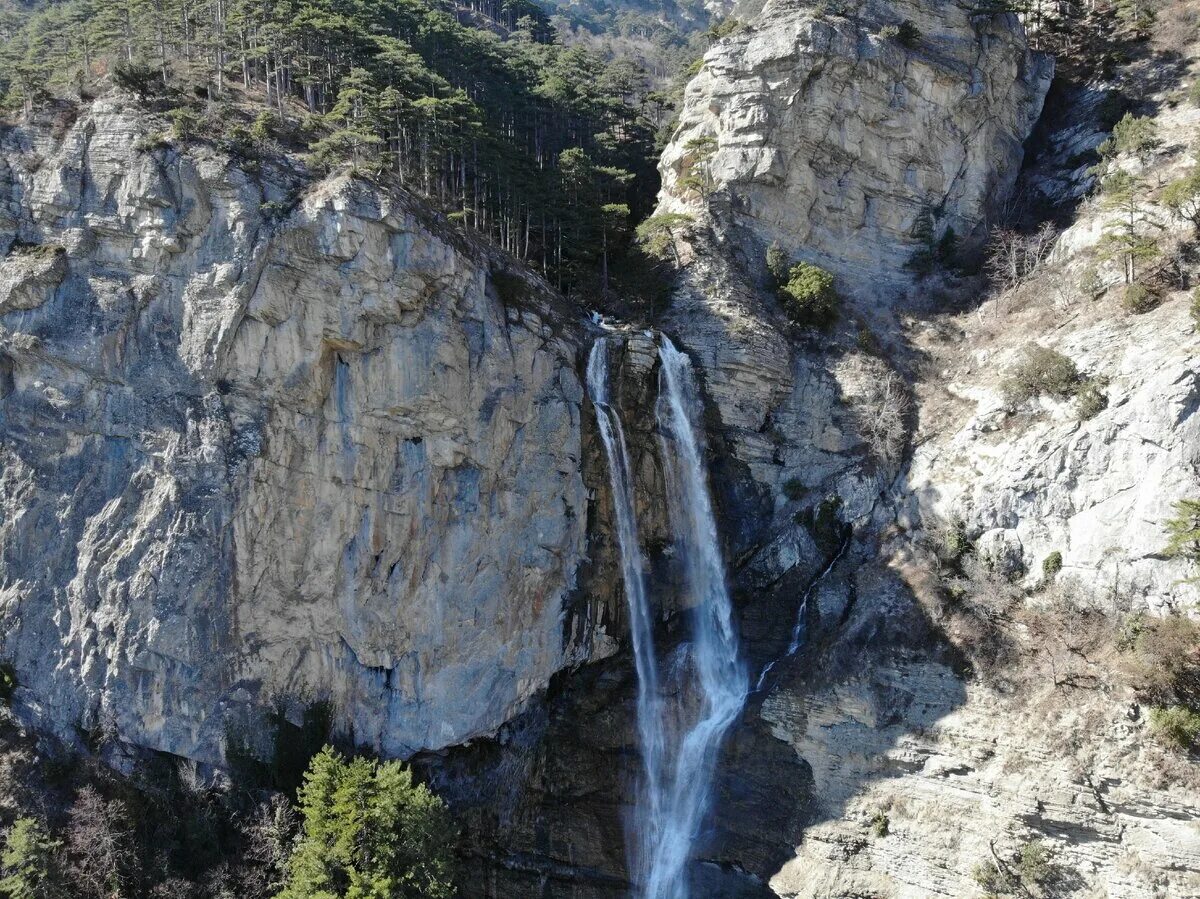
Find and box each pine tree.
[1164,499,1200,567]
[277,747,456,899]
[0,819,63,899]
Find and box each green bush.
[1075,381,1108,420]
[1189,80,1200,107]
[1097,112,1160,164]
[779,262,840,329]
[895,20,921,47]
[1015,840,1055,887]
[1149,705,1200,751]
[168,107,202,141]
[870,810,889,838]
[277,746,456,899]
[940,518,974,573]
[1041,551,1063,581]
[134,132,171,153]
[1120,282,1160,314]
[766,242,791,288]
[782,478,808,501]
[0,663,15,706]
[972,860,1018,894]
[1163,499,1200,566]
[1002,345,1081,407]
[1190,287,1200,327]
[973,839,1057,896]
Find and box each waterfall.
[587,334,747,899]
[648,336,748,899]
[586,339,667,891]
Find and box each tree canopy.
[0,0,673,298]
[277,746,456,899]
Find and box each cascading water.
[586,338,667,891]
[648,336,748,899]
[587,333,747,899]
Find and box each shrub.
[251,110,277,144]
[940,518,975,573]
[167,107,202,141]
[0,663,15,706]
[113,61,165,100]
[1080,266,1106,299]
[1149,705,1200,751]
[1002,345,1081,407]
[985,223,1057,290]
[855,367,910,465]
[1120,282,1159,314]
[1014,840,1055,887]
[1189,80,1200,107]
[1097,112,1160,165]
[1122,614,1200,707]
[1041,551,1063,581]
[782,478,808,501]
[973,859,1018,894]
[856,324,882,355]
[1160,170,1200,228]
[134,132,171,153]
[276,747,456,899]
[973,839,1058,896]
[66,787,139,899]
[1075,381,1108,420]
[896,20,921,47]
[811,0,851,17]
[1191,287,1200,327]
[779,262,840,329]
[705,17,743,39]
[870,810,889,838]
[766,242,791,288]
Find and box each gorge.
[0,0,1199,897]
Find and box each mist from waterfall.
[587,334,747,899]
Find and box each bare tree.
[985,222,1058,291]
[66,787,138,899]
[859,370,911,466]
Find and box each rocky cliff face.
[637,0,1200,895]
[0,97,616,762]
[660,0,1052,294]
[2,0,1199,896]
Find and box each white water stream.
[587,334,748,899]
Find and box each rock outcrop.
[0,98,609,762]
[660,0,1052,295]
